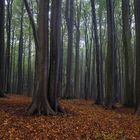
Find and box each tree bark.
[91,0,103,104]
[0,0,5,97]
[134,0,140,115]
[27,0,63,115]
[105,0,117,107]
[27,26,32,96]
[65,0,74,98]
[17,3,24,94]
[122,0,134,107]
[5,0,13,93]
[74,0,81,98]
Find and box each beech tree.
[105,0,117,107]
[135,0,140,115]
[74,0,81,98]
[5,0,13,93]
[91,0,103,104]
[122,0,134,107]
[0,0,5,97]
[48,0,63,112]
[26,0,63,115]
[65,0,74,98]
[17,3,24,94]
[27,26,32,96]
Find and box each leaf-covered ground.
[0,95,140,140]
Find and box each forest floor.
[0,95,140,140]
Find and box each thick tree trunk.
[27,0,63,115]
[48,0,63,112]
[28,0,51,115]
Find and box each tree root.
[28,102,54,116]
[27,99,65,116]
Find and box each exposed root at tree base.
[27,100,64,116]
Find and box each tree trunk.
[74,0,81,98]
[17,3,24,94]
[65,0,74,98]
[105,0,117,107]
[48,0,63,112]
[27,26,32,96]
[23,0,39,98]
[91,0,103,104]
[134,0,140,115]
[122,0,134,107]
[84,13,90,100]
[27,0,63,115]
[0,0,5,97]
[10,28,15,93]
[5,0,13,93]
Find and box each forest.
[0,0,140,139]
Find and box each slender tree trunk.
[134,0,140,115]
[0,0,5,97]
[5,0,13,93]
[99,7,104,104]
[12,40,17,92]
[23,0,39,98]
[10,28,15,93]
[58,24,64,97]
[122,0,134,107]
[91,0,103,104]
[27,26,32,96]
[105,0,117,107]
[91,45,96,99]
[65,0,74,98]
[80,50,85,99]
[17,3,24,94]
[74,0,81,98]
[84,14,90,99]
[22,39,26,92]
